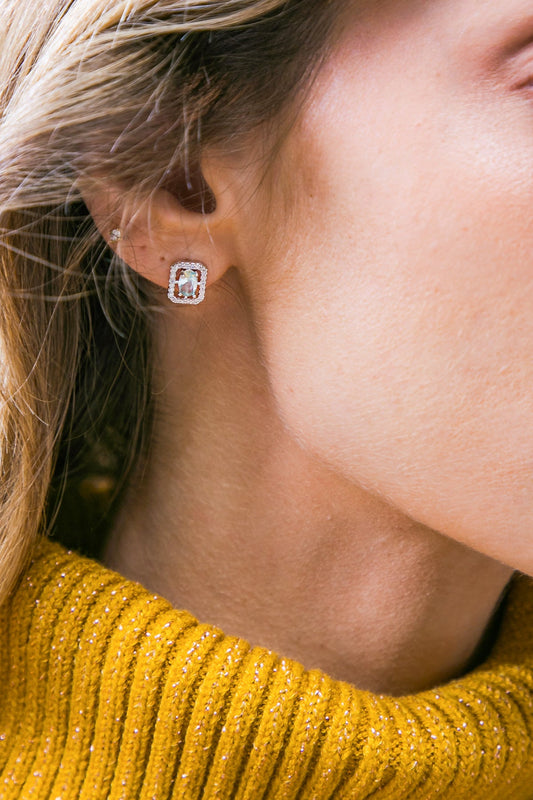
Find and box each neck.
[104,271,512,695]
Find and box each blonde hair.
[0,0,335,600]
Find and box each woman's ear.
[81,161,239,293]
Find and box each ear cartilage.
[168,262,208,305]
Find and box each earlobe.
[103,224,211,305]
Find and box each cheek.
[251,79,533,572]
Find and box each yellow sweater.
[1,540,533,799]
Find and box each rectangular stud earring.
[167,262,208,305]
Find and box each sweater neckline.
[1,538,533,799]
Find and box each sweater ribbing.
[0,540,533,798]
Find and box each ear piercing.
[168,261,208,305]
[108,228,207,304]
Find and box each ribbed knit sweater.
[1,540,533,798]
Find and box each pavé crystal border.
[168,261,208,305]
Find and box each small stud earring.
[168,261,208,305]
[109,228,122,243]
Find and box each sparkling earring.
[167,261,208,305]
[109,228,122,243]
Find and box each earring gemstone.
[168,262,208,305]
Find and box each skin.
[89,0,533,694]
